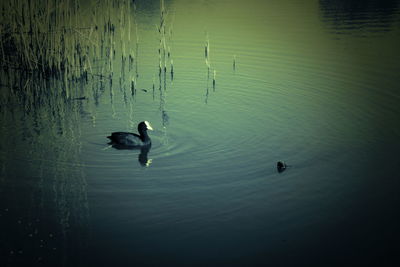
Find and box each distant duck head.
[277,161,287,173]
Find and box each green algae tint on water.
[1,0,400,266]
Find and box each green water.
[1,0,400,266]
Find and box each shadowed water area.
[1,0,400,266]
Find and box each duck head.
[138,121,153,135]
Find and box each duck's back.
[108,132,144,146]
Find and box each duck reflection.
[138,145,152,167]
[109,143,153,167]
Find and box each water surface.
[1,0,400,266]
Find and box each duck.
[277,161,287,173]
[107,121,153,147]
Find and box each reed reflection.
[0,69,90,266]
[320,0,400,34]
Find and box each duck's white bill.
[145,121,153,130]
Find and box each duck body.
[108,132,150,146]
[107,121,153,147]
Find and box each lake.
[1,0,400,266]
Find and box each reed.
[152,75,155,100]
[0,0,140,99]
[156,0,175,85]
[135,27,139,78]
[204,34,211,80]
[131,77,136,96]
[170,59,174,80]
[205,37,209,59]
[213,69,216,89]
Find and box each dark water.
[1,0,400,266]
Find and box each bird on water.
[107,121,153,147]
[277,161,287,173]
